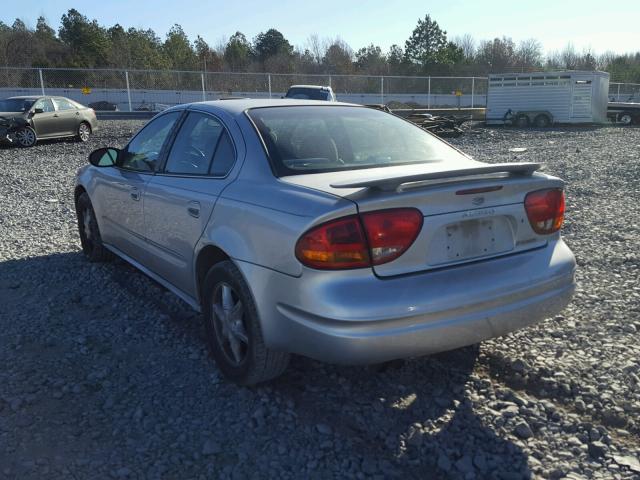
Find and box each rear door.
[29,98,57,137]
[52,97,80,135]
[143,110,238,295]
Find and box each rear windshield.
[0,98,34,113]
[247,105,466,176]
[285,88,330,100]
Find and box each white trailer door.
[571,80,593,119]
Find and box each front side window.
[54,98,77,111]
[248,106,469,176]
[32,98,55,113]
[164,112,224,175]
[120,112,180,172]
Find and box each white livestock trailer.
[485,71,610,126]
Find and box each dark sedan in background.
[0,96,98,147]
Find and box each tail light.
[524,188,565,234]
[295,208,423,270]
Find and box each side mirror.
[30,108,44,116]
[89,147,119,167]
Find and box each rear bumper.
[238,238,576,364]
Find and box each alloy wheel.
[16,128,36,147]
[210,283,249,366]
[79,123,91,142]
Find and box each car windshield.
[285,88,329,101]
[0,98,34,113]
[248,105,468,175]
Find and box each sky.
[3,0,639,56]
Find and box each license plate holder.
[446,218,500,261]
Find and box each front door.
[92,111,182,263]
[29,98,57,137]
[143,111,237,296]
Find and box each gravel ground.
[0,120,638,480]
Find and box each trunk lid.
[281,162,564,277]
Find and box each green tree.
[195,35,223,71]
[224,32,252,71]
[59,9,110,67]
[34,16,68,66]
[253,29,293,63]
[127,28,169,70]
[404,14,449,68]
[163,24,197,70]
[355,44,387,74]
[322,39,353,74]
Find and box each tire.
[76,192,112,262]
[618,112,633,126]
[77,122,91,142]
[533,114,551,128]
[15,126,37,147]
[203,261,290,385]
[514,114,530,128]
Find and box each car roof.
[288,85,332,90]
[170,98,357,116]
[7,96,41,100]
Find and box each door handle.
[130,187,140,201]
[187,201,201,218]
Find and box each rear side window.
[247,106,468,176]
[54,98,77,111]
[209,132,235,176]
[164,112,224,175]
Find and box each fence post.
[39,69,45,96]
[427,77,431,109]
[328,75,332,88]
[471,77,475,108]
[617,83,621,101]
[380,76,384,104]
[201,73,206,102]
[125,71,132,112]
[268,74,272,99]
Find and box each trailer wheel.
[618,112,633,125]
[514,114,530,128]
[533,114,551,128]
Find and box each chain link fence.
[0,67,488,111]
[0,67,637,112]
[609,82,640,102]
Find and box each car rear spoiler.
[330,162,542,191]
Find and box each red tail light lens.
[524,188,565,234]
[295,215,370,269]
[295,208,423,270]
[361,208,423,265]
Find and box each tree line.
[1,9,639,83]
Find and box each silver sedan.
[74,99,576,385]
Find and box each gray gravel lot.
[0,120,639,479]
